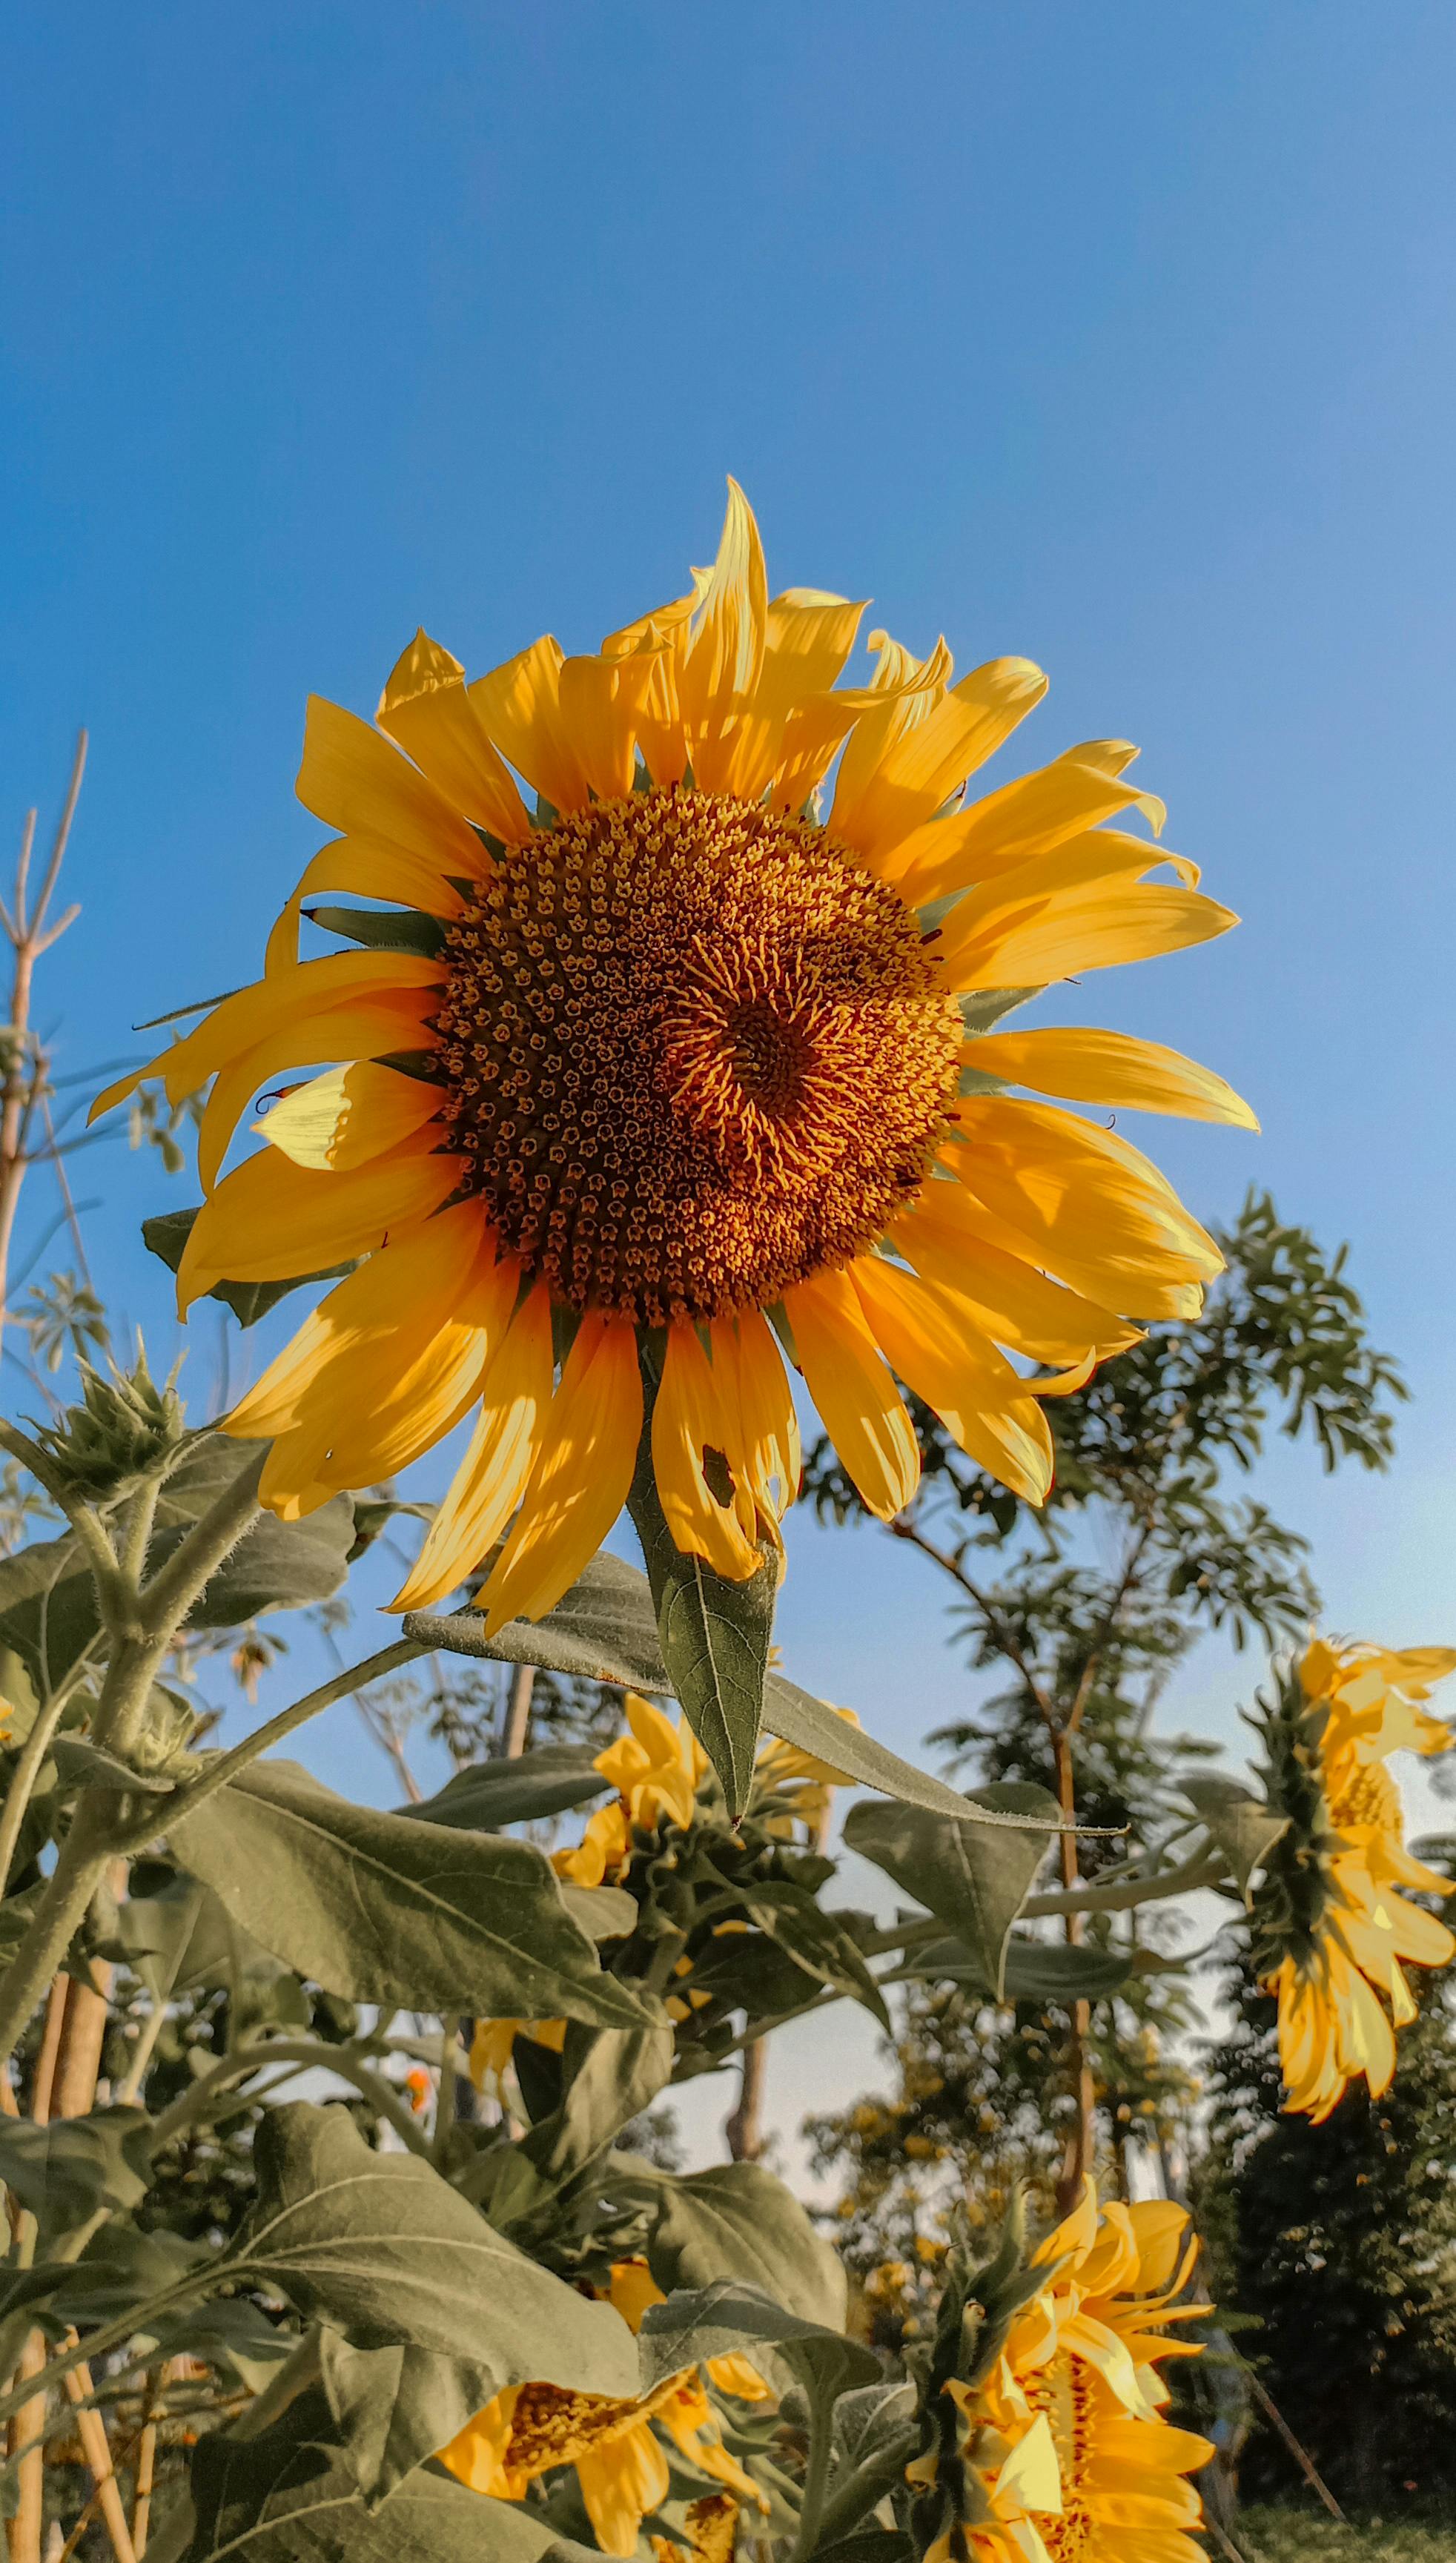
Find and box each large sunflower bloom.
[913,2186,1211,2563]
[1257,1636,1455,2120]
[96,486,1248,1633]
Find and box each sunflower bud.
[36,1347,185,1499]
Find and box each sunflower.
[1252,1636,1456,2120]
[910,2185,1211,2563]
[96,486,1247,1633]
[436,2263,768,2558]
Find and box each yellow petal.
[178,1142,462,1312]
[254,1060,443,1171]
[306,1244,518,1489]
[263,833,469,975]
[876,756,1160,905]
[557,650,661,801]
[965,1027,1257,1130]
[296,694,485,876]
[480,1314,643,1631]
[943,1096,1222,1304]
[390,1283,554,1611]
[781,1269,919,1521]
[377,629,531,845]
[993,2411,1062,2515]
[678,480,769,791]
[944,880,1238,992]
[709,1310,801,1525]
[833,657,1048,863]
[890,1186,1134,1364]
[651,1322,761,1581]
[469,635,591,812]
[850,1255,1053,1505]
[197,990,441,1191]
[576,2421,669,2558]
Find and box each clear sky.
[3,5,1454,2157]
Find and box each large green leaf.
[182,2386,556,2561]
[1180,1771,1291,1899]
[844,1783,1059,1997]
[400,1747,608,1832]
[234,2105,637,2395]
[319,2334,497,2510]
[896,1934,1134,2003]
[408,1555,1051,1828]
[638,2280,877,2398]
[614,2158,847,2332]
[144,1208,356,1330]
[171,1762,656,2029]
[626,1374,775,1817]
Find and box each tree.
[805,1191,1403,2209]
[1197,1930,1456,2516]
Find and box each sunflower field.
[0,486,1451,2563]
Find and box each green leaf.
[320,2333,498,2510]
[404,1548,670,1690]
[615,2158,848,2331]
[956,986,1041,1034]
[738,1882,888,2025]
[638,2279,878,2396]
[844,1783,1059,1996]
[0,2106,153,2246]
[304,905,447,957]
[1181,1772,1291,1898]
[172,1760,658,2029]
[897,1934,1134,2003]
[411,1551,1053,1828]
[144,1208,357,1329]
[518,2020,676,2195]
[142,2298,294,2396]
[401,1747,608,1832]
[235,2105,638,2395]
[183,2385,555,2562]
[557,1882,637,1942]
[626,1372,776,1817]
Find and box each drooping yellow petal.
[390,1283,554,1611]
[965,1028,1257,1130]
[850,1255,1053,1505]
[480,1314,643,1632]
[651,1322,761,1581]
[781,1269,919,1521]
[308,1243,519,1489]
[254,1060,443,1171]
[575,2421,670,2558]
[833,656,1048,863]
[709,1309,801,1527]
[376,629,531,845]
[197,990,441,1191]
[944,1097,1223,1306]
[296,694,486,876]
[177,1142,462,1313]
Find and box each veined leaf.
[844,1783,1061,1995]
[171,1760,658,2028]
[400,1747,608,1833]
[638,2278,877,2398]
[609,2157,847,2331]
[234,2105,637,2395]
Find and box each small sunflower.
[909,2185,1211,2563]
[1251,1636,1456,2120]
[436,2261,768,2558]
[97,486,1248,1633]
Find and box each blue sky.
[3,7,1455,2141]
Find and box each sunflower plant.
[0,488,1289,2557]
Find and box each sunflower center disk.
[435,787,963,1325]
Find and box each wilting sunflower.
[1251,1636,1456,2120]
[96,486,1248,1632]
[909,2184,1211,2563]
[436,2261,768,2557]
